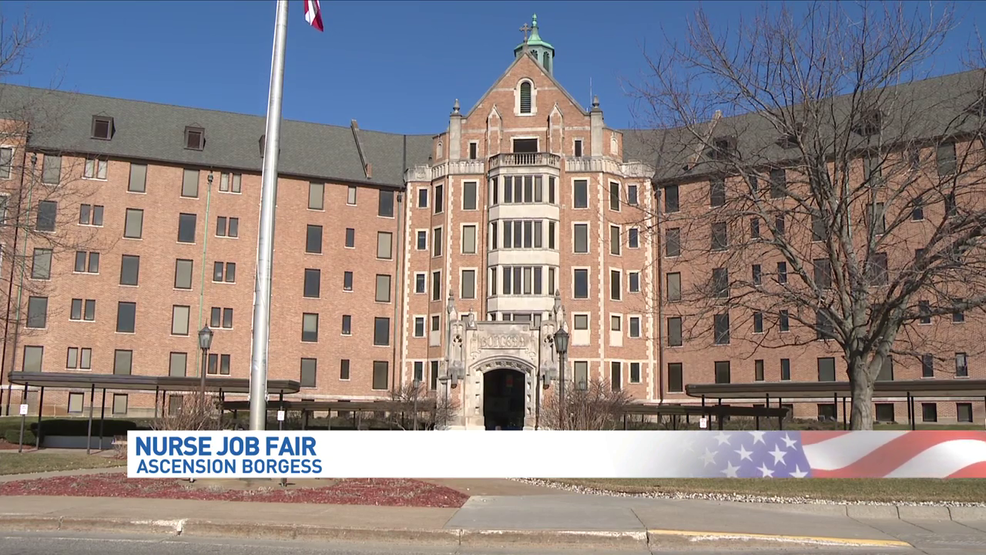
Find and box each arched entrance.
[483,368,526,430]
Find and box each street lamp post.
[553,327,569,430]
[197,326,214,416]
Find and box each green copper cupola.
[515,14,555,75]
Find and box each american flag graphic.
[677,431,986,478]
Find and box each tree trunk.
[848,357,875,430]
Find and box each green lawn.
[0,452,125,476]
[551,478,986,504]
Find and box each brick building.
[0,18,982,428]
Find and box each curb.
[0,515,914,550]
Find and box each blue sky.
[2,1,984,135]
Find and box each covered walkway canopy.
[685,379,986,430]
[3,371,301,452]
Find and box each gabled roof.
[464,50,588,120]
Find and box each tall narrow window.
[519,81,532,114]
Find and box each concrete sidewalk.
[2,493,985,552]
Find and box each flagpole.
[249,0,289,431]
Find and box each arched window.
[520,82,532,114]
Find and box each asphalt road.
[0,531,930,555]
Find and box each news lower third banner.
[126,430,986,479]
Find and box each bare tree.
[625,1,986,429]
[0,10,112,410]
[387,381,460,430]
[541,378,634,430]
[151,393,220,431]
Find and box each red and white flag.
[304,0,323,32]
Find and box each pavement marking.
[647,529,912,548]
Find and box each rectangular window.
[347,185,357,205]
[668,363,683,392]
[302,313,319,342]
[629,316,640,338]
[116,301,136,333]
[752,264,762,286]
[610,225,621,255]
[181,168,199,197]
[714,361,731,384]
[712,268,729,298]
[375,274,392,302]
[777,261,788,284]
[755,360,764,381]
[124,208,143,238]
[462,225,477,254]
[628,271,640,293]
[957,403,973,423]
[814,258,832,289]
[714,313,730,345]
[36,200,57,232]
[812,212,825,241]
[113,350,133,374]
[216,216,239,238]
[573,269,589,299]
[373,317,390,346]
[868,202,886,235]
[306,225,322,253]
[169,352,187,377]
[414,317,425,337]
[308,182,324,209]
[432,227,443,257]
[711,222,727,251]
[341,315,352,335]
[461,269,476,299]
[174,259,193,289]
[667,272,681,302]
[753,311,763,333]
[818,357,836,381]
[339,359,351,380]
[432,270,441,301]
[304,268,321,298]
[343,271,353,291]
[780,358,791,380]
[462,181,478,210]
[120,255,139,285]
[919,300,932,324]
[68,392,83,414]
[378,189,395,218]
[171,305,190,335]
[610,361,622,391]
[376,231,393,259]
[416,230,427,250]
[627,184,638,206]
[609,182,620,211]
[750,217,760,239]
[373,361,389,390]
[434,184,444,213]
[574,224,589,253]
[937,142,956,177]
[177,213,196,243]
[770,168,786,198]
[42,155,61,184]
[573,361,589,389]
[27,297,48,328]
[300,358,317,388]
[710,176,725,207]
[912,196,924,221]
[31,249,52,279]
[23,345,43,372]
[610,270,622,301]
[112,394,128,415]
[218,172,241,193]
[668,317,682,347]
[922,403,938,423]
[574,139,583,157]
[664,185,679,213]
[922,354,934,377]
[665,228,680,257]
[127,162,147,193]
[415,273,426,294]
[628,228,639,248]
[78,204,105,226]
[573,179,588,208]
[956,352,968,377]
[469,142,478,160]
[0,147,12,179]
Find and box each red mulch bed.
[0,472,470,508]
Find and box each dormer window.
[184,126,204,150]
[519,81,532,114]
[91,116,114,140]
[708,136,736,160]
[853,110,883,136]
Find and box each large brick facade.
[0,19,982,427]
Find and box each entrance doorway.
[483,369,525,430]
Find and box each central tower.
[515,14,555,75]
